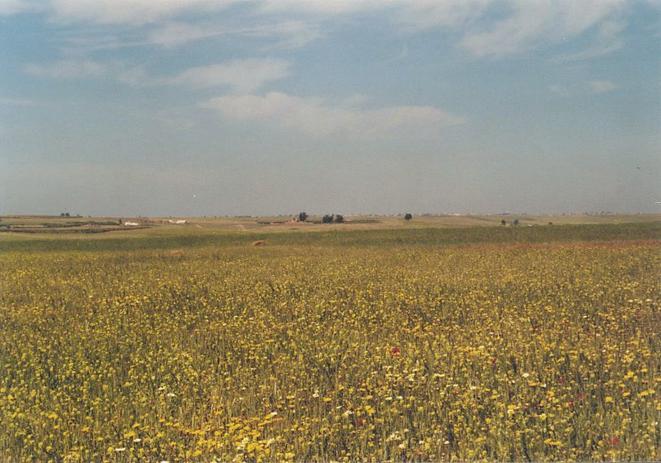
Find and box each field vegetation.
[0,222,659,461]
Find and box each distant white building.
[123,221,139,226]
[168,219,188,224]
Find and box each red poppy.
[607,436,621,447]
[390,346,401,357]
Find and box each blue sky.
[1,0,659,216]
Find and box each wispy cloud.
[48,0,231,25]
[23,58,153,88]
[0,0,35,14]
[24,59,108,79]
[395,0,492,30]
[258,0,386,15]
[556,19,626,62]
[202,91,464,138]
[548,84,570,97]
[168,59,291,93]
[0,96,38,106]
[459,0,628,58]
[23,57,290,94]
[548,80,619,97]
[151,20,319,49]
[588,80,618,94]
[4,0,640,61]
[260,0,631,59]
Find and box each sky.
[1,0,659,216]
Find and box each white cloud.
[23,58,148,87]
[0,96,37,106]
[262,21,323,49]
[549,80,619,96]
[259,0,631,59]
[557,19,626,61]
[4,0,639,60]
[115,65,151,86]
[548,84,569,97]
[258,0,387,15]
[148,20,321,49]
[588,80,617,94]
[202,91,464,138]
[170,59,290,93]
[459,0,628,58]
[395,0,492,30]
[23,57,289,93]
[147,21,232,47]
[24,59,108,78]
[49,0,232,25]
[0,0,34,14]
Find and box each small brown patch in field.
[169,249,185,256]
[252,240,266,247]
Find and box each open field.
[2,213,659,234]
[0,222,659,461]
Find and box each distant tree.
[334,214,344,223]
[298,212,308,222]
[404,213,413,221]
[501,219,507,226]
[322,214,334,224]
[548,221,553,225]
[513,219,519,226]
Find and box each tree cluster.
[322,214,344,224]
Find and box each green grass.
[0,221,659,253]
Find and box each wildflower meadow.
[0,223,659,461]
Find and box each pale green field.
[1,213,659,237]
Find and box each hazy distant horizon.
[1,1,659,216]
[3,210,660,219]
